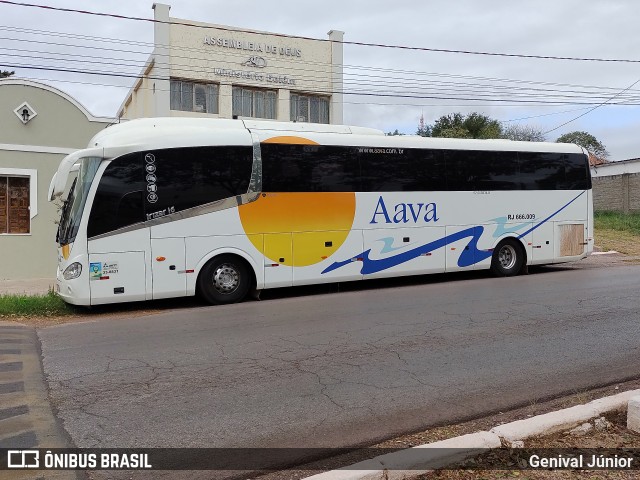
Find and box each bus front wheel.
[490,239,524,276]
[198,255,251,304]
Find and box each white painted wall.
[591,159,640,177]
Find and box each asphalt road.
[38,263,640,456]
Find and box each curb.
[302,389,640,480]
[0,321,78,479]
[491,388,640,442]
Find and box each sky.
[1,0,639,160]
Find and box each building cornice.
[0,143,77,155]
[0,78,116,123]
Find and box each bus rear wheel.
[490,239,524,277]
[198,255,251,305]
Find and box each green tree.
[416,124,431,137]
[385,129,404,136]
[556,131,609,159]
[431,112,502,139]
[0,70,15,78]
[501,124,546,142]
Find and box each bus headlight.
[63,262,82,280]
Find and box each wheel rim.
[498,245,517,270]
[212,263,240,294]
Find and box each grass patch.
[594,211,640,255]
[0,289,76,318]
[595,211,640,234]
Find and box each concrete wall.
[592,173,640,213]
[0,79,114,280]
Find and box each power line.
[503,107,595,123]
[2,0,640,64]
[3,26,639,100]
[9,49,640,105]
[7,62,640,107]
[4,31,640,106]
[543,77,640,134]
[21,75,616,112]
[7,62,640,112]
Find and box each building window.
[0,176,30,234]
[170,80,219,114]
[232,87,276,119]
[291,94,329,124]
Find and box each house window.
[0,176,30,234]
[232,87,277,119]
[170,80,219,114]
[291,94,329,124]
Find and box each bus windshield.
[57,156,102,245]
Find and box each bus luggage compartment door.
[362,226,446,278]
[263,233,293,289]
[293,230,363,285]
[531,221,554,264]
[556,222,587,259]
[88,251,147,304]
[151,237,187,299]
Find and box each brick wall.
[593,173,640,212]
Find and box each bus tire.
[198,255,251,305]
[490,239,524,277]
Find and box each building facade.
[0,78,114,280]
[118,3,344,124]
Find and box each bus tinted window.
[262,144,359,192]
[87,152,145,238]
[360,148,445,191]
[471,151,520,190]
[564,153,591,190]
[444,150,478,190]
[518,152,575,190]
[88,146,253,238]
[143,146,253,214]
[263,145,589,193]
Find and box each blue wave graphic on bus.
[321,191,586,276]
[490,218,531,238]
[322,226,491,275]
[377,237,408,253]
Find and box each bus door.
[150,236,187,299]
[88,229,150,304]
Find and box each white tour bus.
[49,118,593,306]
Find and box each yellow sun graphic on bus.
[239,192,356,267]
[238,136,356,267]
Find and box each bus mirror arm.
[50,147,103,201]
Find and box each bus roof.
[86,117,585,154]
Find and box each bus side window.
[262,144,358,192]
[518,152,564,190]
[444,150,473,191]
[87,153,145,238]
[143,146,253,214]
[471,151,520,191]
[563,153,591,190]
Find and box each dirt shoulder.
[254,380,640,480]
[417,411,639,479]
